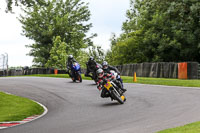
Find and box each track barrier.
[54,69,58,75]
[178,62,187,79]
[0,62,199,79]
[116,62,199,79]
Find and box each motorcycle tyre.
[77,73,82,82]
[111,90,125,104]
[71,77,76,82]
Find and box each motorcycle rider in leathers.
[102,61,127,92]
[85,56,98,79]
[66,55,77,80]
[96,68,115,99]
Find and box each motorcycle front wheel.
[77,73,82,82]
[111,89,126,104]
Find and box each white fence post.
[0,53,8,76]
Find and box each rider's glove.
[97,86,102,91]
[111,75,115,79]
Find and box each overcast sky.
[0,0,130,67]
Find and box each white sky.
[0,0,130,67]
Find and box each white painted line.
[0,121,25,124]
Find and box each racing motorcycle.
[67,62,82,82]
[102,76,126,104]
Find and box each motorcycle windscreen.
[73,63,81,71]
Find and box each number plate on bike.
[104,82,112,90]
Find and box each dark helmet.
[102,61,108,69]
[89,56,94,61]
[96,68,104,78]
[68,55,73,60]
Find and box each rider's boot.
[117,79,127,92]
[116,80,127,92]
[122,88,127,92]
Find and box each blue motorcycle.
[68,62,82,82]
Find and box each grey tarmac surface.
[0,77,200,133]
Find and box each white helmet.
[96,68,104,78]
[68,55,73,59]
[102,61,108,69]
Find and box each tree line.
[4,0,105,69]
[3,0,200,68]
[106,0,200,65]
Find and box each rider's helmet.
[96,68,104,78]
[68,55,73,60]
[102,61,108,70]
[89,56,94,61]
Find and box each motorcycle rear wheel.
[77,73,82,82]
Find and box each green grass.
[157,121,200,133]
[122,76,200,87]
[0,92,44,122]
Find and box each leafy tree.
[45,36,67,69]
[106,31,146,65]
[75,50,88,68]
[19,0,95,66]
[108,0,200,65]
[5,0,45,13]
[88,46,105,64]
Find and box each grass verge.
[0,92,44,122]
[157,121,200,133]
[122,76,200,87]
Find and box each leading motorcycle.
[102,77,126,104]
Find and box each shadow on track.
[86,83,97,86]
[100,102,122,107]
[67,81,82,83]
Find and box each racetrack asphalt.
[0,77,200,133]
